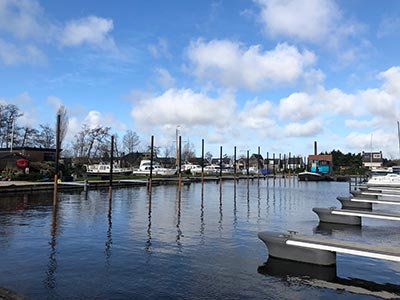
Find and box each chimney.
[314,141,317,155]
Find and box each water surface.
[1,179,400,299]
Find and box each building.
[0,147,57,163]
[307,154,333,174]
[362,151,383,169]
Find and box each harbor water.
[1,179,400,299]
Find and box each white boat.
[298,171,333,181]
[367,173,400,188]
[85,162,132,175]
[132,160,176,176]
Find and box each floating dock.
[258,231,400,265]
[313,207,400,225]
[336,196,372,209]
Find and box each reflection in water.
[199,186,205,244]
[258,257,400,299]
[105,198,112,263]
[233,183,237,229]
[44,205,58,291]
[145,193,152,254]
[257,179,261,222]
[218,184,223,233]
[176,186,183,252]
[314,222,363,236]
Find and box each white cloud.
[345,119,372,129]
[379,67,400,97]
[186,39,316,90]
[361,88,397,120]
[377,16,400,38]
[279,92,316,121]
[255,0,361,48]
[131,88,235,128]
[148,37,171,59]
[346,130,398,158]
[0,0,50,40]
[284,119,323,137]
[0,39,46,65]
[319,88,360,116]
[60,16,116,50]
[155,68,176,89]
[239,99,276,129]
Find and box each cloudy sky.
[1,0,400,159]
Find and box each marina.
[1,180,400,299]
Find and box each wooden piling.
[108,135,114,200]
[148,135,154,194]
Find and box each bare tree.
[182,141,196,162]
[20,127,39,147]
[72,124,111,161]
[122,130,140,154]
[163,144,174,158]
[36,124,55,148]
[0,104,23,148]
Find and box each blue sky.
[1,0,400,159]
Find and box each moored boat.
[367,173,400,188]
[131,160,176,176]
[85,162,132,176]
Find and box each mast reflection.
[44,204,58,291]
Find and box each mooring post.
[257,146,261,180]
[201,139,205,185]
[108,135,114,200]
[233,146,237,184]
[219,146,223,186]
[247,150,250,179]
[149,135,154,194]
[178,135,182,187]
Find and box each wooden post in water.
[288,152,291,185]
[257,146,261,180]
[219,146,223,186]
[246,150,250,179]
[201,139,205,185]
[149,135,154,194]
[266,152,269,185]
[233,146,237,183]
[108,135,114,201]
[53,113,61,206]
[178,136,182,187]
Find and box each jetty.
[258,231,400,266]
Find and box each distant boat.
[85,162,132,176]
[132,160,176,176]
[298,171,333,181]
[367,173,400,188]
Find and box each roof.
[308,154,333,162]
